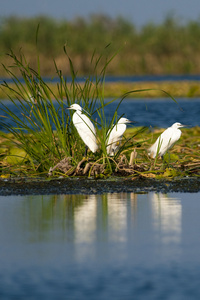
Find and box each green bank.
[1,80,200,99]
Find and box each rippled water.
[0,192,200,299]
[0,98,200,131]
[104,98,200,128]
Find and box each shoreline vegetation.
[1,15,200,100]
[1,126,200,179]
[0,81,200,99]
[1,14,200,78]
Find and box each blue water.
[104,98,200,128]
[0,192,200,299]
[0,98,200,131]
[2,74,200,84]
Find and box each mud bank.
[0,177,200,195]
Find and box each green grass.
[1,48,198,179]
[1,81,200,100]
[2,15,200,76]
[0,48,147,177]
[0,126,200,179]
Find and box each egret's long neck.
[75,109,82,114]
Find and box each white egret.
[148,122,186,159]
[106,117,131,156]
[67,104,98,154]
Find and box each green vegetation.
[0,48,200,179]
[1,125,200,179]
[1,80,200,99]
[0,47,142,178]
[1,14,200,77]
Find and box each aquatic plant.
[1,45,198,179]
[0,47,147,177]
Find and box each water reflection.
[0,192,183,251]
[0,192,200,299]
[150,192,182,242]
[149,192,182,260]
[0,193,183,245]
[74,195,97,244]
[73,193,137,242]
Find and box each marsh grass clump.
[0,47,146,177]
[1,47,200,179]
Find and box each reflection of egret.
[107,117,132,156]
[107,193,128,242]
[74,195,97,245]
[150,192,182,246]
[67,104,98,154]
[148,122,186,159]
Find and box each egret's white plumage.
[68,104,98,153]
[106,117,131,156]
[148,122,186,158]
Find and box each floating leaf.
[5,148,28,165]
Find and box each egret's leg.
[84,145,88,157]
[161,155,166,169]
[161,154,169,169]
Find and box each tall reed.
[0,46,169,177]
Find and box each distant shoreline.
[1,80,200,99]
[1,74,200,84]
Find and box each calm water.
[0,192,200,299]
[0,98,200,130]
[104,98,200,128]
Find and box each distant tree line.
[1,14,200,76]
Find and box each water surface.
[0,192,200,299]
[0,98,200,131]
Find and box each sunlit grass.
[1,80,200,100]
[0,126,200,178]
[1,47,199,179]
[0,47,147,177]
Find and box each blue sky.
[1,0,200,27]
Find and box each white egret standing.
[106,117,131,156]
[67,104,98,154]
[148,122,186,159]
